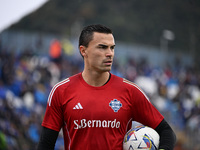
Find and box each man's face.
[81,32,115,73]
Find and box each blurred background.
[0,0,200,149]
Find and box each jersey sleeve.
[131,84,164,129]
[42,86,64,132]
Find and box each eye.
[99,45,107,49]
[110,46,115,50]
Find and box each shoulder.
[47,73,81,106]
[112,75,150,100]
[123,78,150,101]
[111,74,139,89]
[53,73,80,89]
[122,78,143,93]
[122,78,141,89]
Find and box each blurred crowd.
[0,42,200,149]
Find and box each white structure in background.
[160,29,175,54]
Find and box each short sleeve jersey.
[42,73,164,150]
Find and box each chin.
[104,68,112,72]
[99,66,112,72]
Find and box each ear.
[79,45,87,57]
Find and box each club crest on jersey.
[109,99,122,112]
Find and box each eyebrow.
[98,44,115,47]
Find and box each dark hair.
[79,24,113,47]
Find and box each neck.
[82,70,110,87]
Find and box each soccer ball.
[123,126,160,150]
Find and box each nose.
[105,48,114,58]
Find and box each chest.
[62,87,133,123]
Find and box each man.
[37,24,176,150]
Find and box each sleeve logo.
[109,99,122,112]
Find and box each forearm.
[37,127,59,150]
[155,119,176,150]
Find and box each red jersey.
[42,73,163,150]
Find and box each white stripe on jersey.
[123,78,150,102]
[126,118,133,133]
[48,78,70,106]
[64,121,71,150]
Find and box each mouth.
[104,60,113,66]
